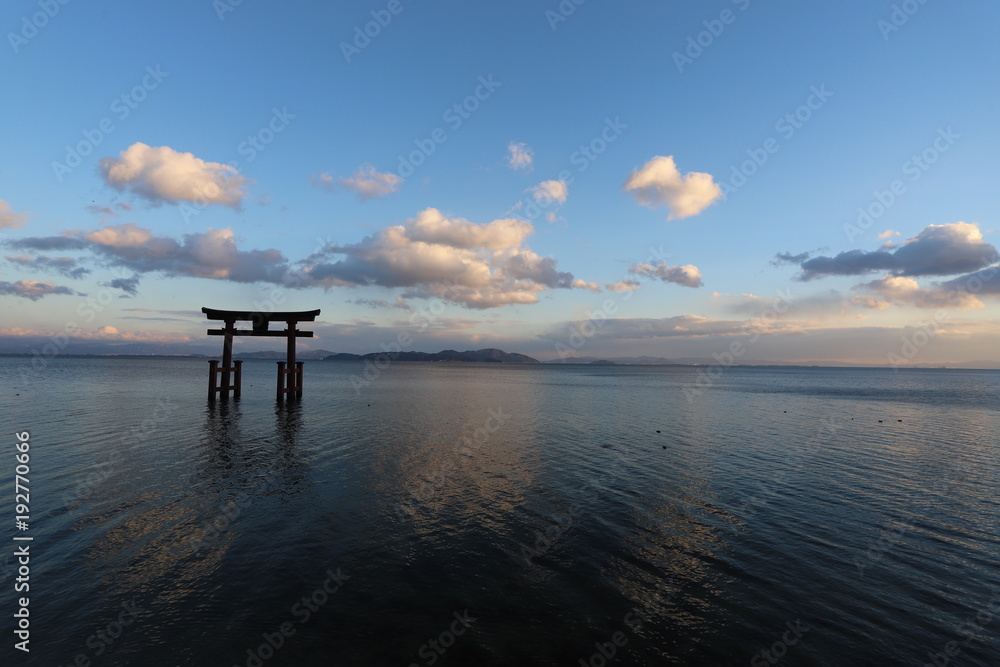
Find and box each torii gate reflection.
[202,307,320,400]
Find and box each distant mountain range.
[323,348,540,364]
[235,349,336,360]
[543,355,1000,369]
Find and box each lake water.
[2,357,999,666]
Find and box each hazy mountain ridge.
[323,348,540,364]
[544,356,1000,369]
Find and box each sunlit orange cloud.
[0,327,194,343]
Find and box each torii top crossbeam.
[202,307,321,328]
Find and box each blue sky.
[2,0,999,364]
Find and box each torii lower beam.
[202,307,321,400]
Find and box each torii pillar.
[202,307,320,400]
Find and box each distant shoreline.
[1,352,998,371]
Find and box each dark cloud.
[629,261,703,288]
[771,251,810,267]
[0,280,82,300]
[5,254,91,279]
[107,275,141,296]
[795,223,997,281]
[7,236,89,252]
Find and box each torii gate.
[202,307,321,400]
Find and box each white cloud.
[0,200,28,229]
[629,261,703,288]
[855,275,983,310]
[606,279,640,292]
[571,279,601,291]
[99,142,248,207]
[528,179,568,205]
[310,172,336,191]
[506,142,533,171]
[302,207,591,308]
[336,164,402,200]
[878,229,901,239]
[623,155,721,220]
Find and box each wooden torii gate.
[202,307,321,400]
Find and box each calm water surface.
[1,358,998,666]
